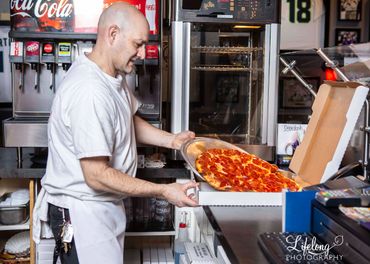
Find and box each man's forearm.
[81,157,199,207]
[82,159,166,198]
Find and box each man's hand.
[161,181,199,207]
[134,115,194,150]
[170,131,195,150]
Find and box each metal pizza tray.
[180,137,248,182]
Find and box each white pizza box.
[195,81,369,206]
[290,81,368,185]
[196,182,283,206]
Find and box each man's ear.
[108,25,120,45]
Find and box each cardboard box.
[197,182,283,206]
[290,81,368,185]
[184,242,215,264]
[196,81,369,206]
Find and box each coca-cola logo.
[26,42,39,52]
[43,43,53,53]
[10,0,73,18]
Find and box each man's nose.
[137,45,145,60]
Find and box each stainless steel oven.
[170,0,281,161]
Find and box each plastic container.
[0,193,29,225]
[174,222,190,264]
[154,198,172,230]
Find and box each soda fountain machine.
[3,0,162,167]
[170,0,281,161]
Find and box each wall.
[327,0,370,46]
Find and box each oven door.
[171,22,279,160]
[188,24,263,145]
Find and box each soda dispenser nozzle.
[62,63,71,71]
[49,63,55,90]
[25,41,41,92]
[14,63,24,90]
[30,63,40,90]
[15,63,22,71]
[41,43,56,91]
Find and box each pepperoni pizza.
[195,148,300,192]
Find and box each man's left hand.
[170,131,195,150]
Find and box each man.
[33,3,198,264]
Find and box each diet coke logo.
[26,42,39,52]
[10,0,73,19]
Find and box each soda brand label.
[58,43,71,57]
[42,43,54,55]
[145,44,159,59]
[25,41,40,57]
[10,42,24,57]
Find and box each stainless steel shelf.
[0,219,30,231]
[192,46,262,54]
[192,65,263,72]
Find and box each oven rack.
[192,46,262,54]
[191,65,263,72]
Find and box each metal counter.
[204,206,282,264]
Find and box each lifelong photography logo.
[285,234,344,262]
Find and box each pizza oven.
[170,0,281,161]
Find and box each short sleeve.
[69,87,117,159]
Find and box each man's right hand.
[161,181,199,207]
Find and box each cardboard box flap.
[289,81,369,185]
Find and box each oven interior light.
[233,25,261,29]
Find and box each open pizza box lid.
[289,81,368,187]
[182,81,369,206]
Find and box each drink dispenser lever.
[144,44,159,94]
[25,41,41,92]
[31,63,39,90]
[41,43,56,92]
[135,72,139,91]
[47,63,55,91]
[10,41,24,91]
[15,63,24,90]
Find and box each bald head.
[97,2,149,39]
[89,2,149,77]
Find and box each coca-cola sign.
[11,0,73,19]
[10,0,159,35]
[10,0,75,32]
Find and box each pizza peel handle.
[180,137,248,182]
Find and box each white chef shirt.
[33,53,139,264]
